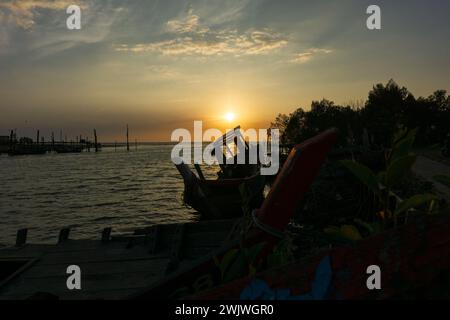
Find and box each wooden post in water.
[126,124,130,152]
[16,229,28,247]
[51,132,55,150]
[9,129,14,153]
[58,228,70,244]
[36,130,40,145]
[135,139,137,151]
[114,141,117,152]
[94,129,98,152]
[102,227,112,243]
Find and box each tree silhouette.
[271,80,450,149]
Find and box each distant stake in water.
[94,129,98,152]
[126,124,130,152]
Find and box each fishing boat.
[175,162,265,220]
[174,126,266,219]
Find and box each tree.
[361,79,414,147]
[270,113,290,144]
[271,79,448,148]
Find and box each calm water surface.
[0,145,206,245]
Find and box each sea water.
[0,144,211,244]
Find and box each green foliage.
[340,160,380,194]
[353,218,385,236]
[266,237,296,269]
[214,249,239,281]
[213,238,298,285]
[384,155,417,188]
[324,225,362,242]
[390,128,417,161]
[272,80,450,148]
[394,194,438,216]
[214,242,266,284]
[338,128,438,234]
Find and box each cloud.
[166,8,209,35]
[116,31,287,57]
[291,48,333,64]
[145,65,180,79]
[0,0,124,58]
[116,9,287,57]
[0,0,85,30]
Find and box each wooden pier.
[3,142,99,156]
[0,220,238,300]
[0,129,102,156]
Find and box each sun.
[224,112,236,122]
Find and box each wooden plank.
[0,258,39,290]
[21,258,170,279]
[0,269,164,300]
[0,245,55,258]
[184,231,228,248]
[133,219,237,236]
[1,287,147,300]
[33,250,168,266]
[170,224,185,260]
[184,246,222,259]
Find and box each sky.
[0,0,449,142]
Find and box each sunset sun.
[224,112,236,122]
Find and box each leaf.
[377,171,387,186]
[224,252,247,283]
[390,129,417,162]
[267,241,290,268]
[324,225,362,241]
[213,256,220,267]
[243,242,266,266]
[354,218,375,235]
[392,127,409,146]
[340,160,379,194]
[394,194,438,216]
[218,249,239,279]
[248,264,257,276]
[433,175,450,188]
[385,155,416,188]
[340,225,363,241]
[324,226,340,235]
[390,137,415,163]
